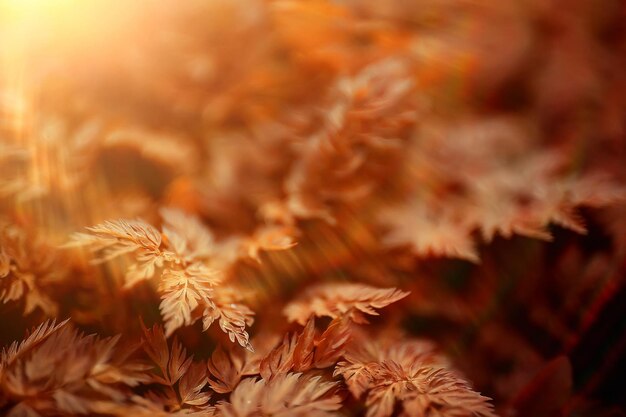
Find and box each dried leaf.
[313,317,351,369]
[1,320,148,416]
[284,283,409,325]
[336,338,495,417]
[218,373,342,417]
[207,345,245,394]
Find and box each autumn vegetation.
[1,0,625,416]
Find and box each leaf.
[259,317,351,380]
[218,377,265,417]
[333,360,375,399]
[379,202,480,262]
[292,319,316,372]
[65,218,165,286]
[207,345,246,394]
[335,338,495,417]
[160,207,215,260]
[284,283,409,325]
[168,339,193,385]
[66,213,252,348]
[398,367,497,417]
[1,320,148,416]
[379,121,626,262]
[259,333,297,380]
[244,225,297,262]
[218,373,342,417]
[159,267,216,337]
[124,250,163,286]
[179,362,210,407]
[335,338,391,398]
[140,324,212,414]
[53,390,91,414]
[80,219,162,252]
[142,323,193,385]
[203,290,255,351]
[1,319,70,370]
[0,222,63,316]
[141,323,171,378]
[284,58,414,223]
[313,317,351,369]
